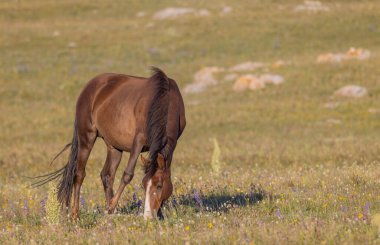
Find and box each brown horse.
[34,67,186,219]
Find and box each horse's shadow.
[118,185,269,215]
[173,188,266,213]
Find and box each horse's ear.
[140,155,150,167]
[157,153,166,169]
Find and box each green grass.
[1,0,380,244]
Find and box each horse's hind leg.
[100,146,122,207]
[72,130,97,219]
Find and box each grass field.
[1,0,380,244]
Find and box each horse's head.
[141,153,173,220]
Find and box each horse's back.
[76,73,151,151]
[75,72,185,151]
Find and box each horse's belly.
[95,107,136,152]
[89,75,149,152]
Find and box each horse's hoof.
[108,198,117,214]
[71,214,80,221]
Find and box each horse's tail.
[31,122,79,207]
[146,67,170,175]
[56,123,78,207]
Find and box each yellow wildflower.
[46,183,60,225]
[210,138,221,174]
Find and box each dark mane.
[144,67,170,177]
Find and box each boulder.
[229,61,265,72]
[317,47,371,63]
[198,9,210,17]
[153,7,210,20]
[233,75,265,92]
[334,85,368,98]
[248,77,266,90]
[184,67,223,94]
[260,74,284,85]
[153,8,194,20]
[221,6,233,14]
[294,1,329,12]
[345,47,371,60]
[317,53,345,63]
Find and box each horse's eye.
[157,185,163,190]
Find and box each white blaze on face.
[144,179,153,220]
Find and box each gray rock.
[334,85,368,98]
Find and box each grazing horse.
[34,67,186,219]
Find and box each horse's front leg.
[108,135,144,213]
